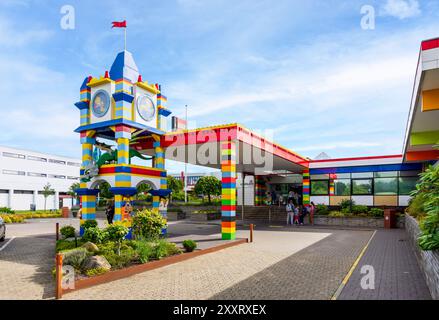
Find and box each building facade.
[0,146,81,210]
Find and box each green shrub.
[82,219,98,229]
[60,225,76,239]
[85,267,109,277]
[315,204,329,215]
[406,193,426,219]
[56,240,77,252]
[98,242,137,269]
[0,207,14,214]
[369,208,384,217]
[328,211,346,217]
[339,199,355,210]
[105,223,129,255]
[133,240,155,263]
[83,227,108,244]
[182,239,197,252]
[132,209,167,240]
[352,205,369,215]
[62,248,91,271]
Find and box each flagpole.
[124,27,126,51]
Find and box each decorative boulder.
[82,255,111,272]
[82,241,99,253]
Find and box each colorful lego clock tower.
[74,50,172,236]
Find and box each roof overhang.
[403,38,439,162]
[132,123,309,175]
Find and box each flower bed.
[0,211,62,223]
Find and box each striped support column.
[114,194,123,222]
[303,169,310,207]
[254,176,266,206]
[114,78,134,119]
[80,194,96,236]
[221,141,236,240]
[154,139,167,235]
[329,179,335,197]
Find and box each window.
[28,172,47,178]
[2,169,25,176]
[399,177,418,195]
[331,173,350,179]
[351,172,373,178]
[334,179,351,196]
[67,162,81,167]
[310,174,330,180]
[374,177,398,195]
[311,180,329,195]
[2,152,25,159]
[48,174,66,179]
[27,156,47,162]
[352,179,373,195]
[14,190,33,194]
[374,171,398,178]
[67,176,79,180]
[49,159,66,165]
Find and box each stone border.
[62,238,248,295]
[405,213,439,300]
[314,215,405,229]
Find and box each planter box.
[167,211,186,221]
[189,212,221,221]
[405,213,439,300]
[314,215,405,228]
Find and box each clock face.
[136,95,156,122]
[91,90,110,118]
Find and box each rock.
[82,241,99,253]
[64,237,76,242]
[81,255,111,272]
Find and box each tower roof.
[109,50,139,83]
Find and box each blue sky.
[1,0,439,173]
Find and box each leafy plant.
[182,239,197,252]
[406,193,427,219]
[132,209,167,240]
[339,199,355,211]
[0,207,14,214]
[133,240,155,263]
[328,211,346,217]
[60,225,76,239]
[351,205,369,215]
[315,204,329,215]
[413,163,439,251]
[105,223,129,255]
[85,267,109,277]
[61,248,91,271]
[82,226,108,244]
[369,208,384,217]
[98,242,136,269]
[82,219,98,229]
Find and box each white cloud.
[381,0,421,19]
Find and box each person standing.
[299,205,307,225]
[105,201,115,225]
[309,202,315,225]
[286,200,294,226]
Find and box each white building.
[0,146,81,210]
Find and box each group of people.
[267,190,302,206]
[286,199,315,226]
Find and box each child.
[293,206,300,225]
[286,200,294,225]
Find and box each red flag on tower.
[112,20,127,28]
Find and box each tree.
[194,176,221,204]
[167,176,183,203]
[67,182,80,207]
[42,183,55,211]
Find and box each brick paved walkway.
[63,229,333,300]
[211,228,373,300]
[338,229,431,300]
[0,234,55,300]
